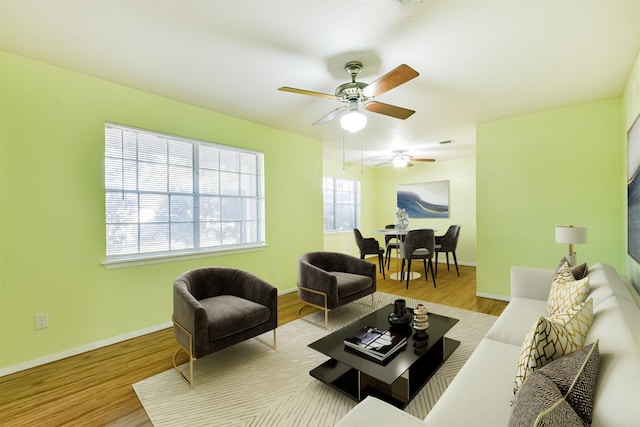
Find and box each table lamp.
[555,225,588,266]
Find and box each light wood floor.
[0,261,507,426]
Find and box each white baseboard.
[2,290,299,377]
[0,321,173,377]
[437,260,477,267]
[476,292,510,302]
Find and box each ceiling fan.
[373,150,436,168]
[278,61,419,132]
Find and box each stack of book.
[344,326,407,361]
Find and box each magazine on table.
[344,326,407,361]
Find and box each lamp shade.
[555,226,588,244]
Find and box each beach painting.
[628,114,640,262]
[397,181,449,219]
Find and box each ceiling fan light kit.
[392,156,410,168]
[373,150,436,168]
[340,102,367,132]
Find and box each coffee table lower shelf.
[310,337,460,409]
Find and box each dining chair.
[353,228,386,279]
[435,225,461,276]
[399,228,436,289]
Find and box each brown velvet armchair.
[172,267,277,386]
[297,251,376,328]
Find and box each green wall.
[477,98,625,298]
[0,51,323,370]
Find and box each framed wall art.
[397,180,450,219]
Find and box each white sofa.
[335,262,640,426]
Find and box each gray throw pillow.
[509,373,583,426]
[555,257,589,280]
[509,341,600,426]
[538,340,600,424]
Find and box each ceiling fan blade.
[313,106,347,126]
[278,86,339,100]
[374,161,391,167]
[410,157,436,163]
[362,64,419,97]
[365,101,415,120]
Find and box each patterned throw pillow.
[553,260,575,282]
[509,372,583,427]
[547,273,589,316]
[509,341,600,426]
[549,299,593,336]
[513,300,593,396]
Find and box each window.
[323,177,360,232]
[104,123,265,263]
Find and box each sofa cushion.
[590,351,640,426]
[200,295,271,341]
[583,291,640,426]
[424,338,521,426]
[514,300,593,395]
[334,396,425,427]
[587,296,636,355]
[618,298,640,353]
[589,262,634,303]
[485,297,548,346]
[330,271,373,298]
[509,341,599,426]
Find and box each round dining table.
[371,228,423,281]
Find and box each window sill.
[324,229,354,235]
[102,244,267,269]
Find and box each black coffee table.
[307,303,459,408]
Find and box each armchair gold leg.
[354,293,376,310]
[172,346,194,387]
[172,320,195,387]
[297,284,376,329]
[255,329,277,350]
[297,284,330,328]
[297,301,329,329]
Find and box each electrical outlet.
[269,267,276,278]
[35,313,48,330]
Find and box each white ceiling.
[1,0,639,166]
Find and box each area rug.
[133,292,497,426]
